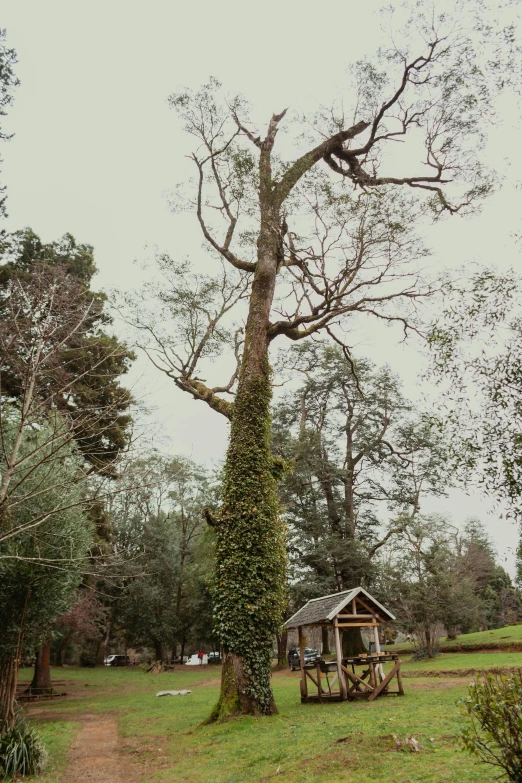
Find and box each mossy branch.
[270,455,294,481]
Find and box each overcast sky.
[2,0,522,571]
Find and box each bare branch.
[274,120,370,206]
[192,154,256,273]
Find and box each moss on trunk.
[210,362,287,720]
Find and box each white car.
[185,653,208,665]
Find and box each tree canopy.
[0,228,135,474]
[273,345,453,603]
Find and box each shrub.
[412,647,440,660]
[79,651,96,668]
[0,714,47,778]
[459,669,522,782]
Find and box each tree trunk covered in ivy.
[155,33,506,718]
[210,359,286,719]
[209,162,287,720]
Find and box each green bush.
[79,651,96,668]
[0,715,47,779]
[459,669,522,782]
[412,647,440,660]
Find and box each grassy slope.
[20,666,493,783]
[388,624,522,653]
[402,650,522,673]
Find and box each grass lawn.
[402,650,522,673]
[19,664,496,783]
[33,720,81,783]
[387,623,522,653]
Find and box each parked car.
[287,648,319,671]
[208,651,222,664]
[185,653,208,665]
[104,654,130,666]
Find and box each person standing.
[198,650,204,665]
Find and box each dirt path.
[65,714,144,783]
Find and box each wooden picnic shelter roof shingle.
[284,586,395,629]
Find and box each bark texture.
[0,654,19,732]
[207,652,278,722]
[211,361,287,719]
[28,638,52,693]
[423,627,436,658]
[276,629,288,668]
[154,641,163,663]
[208,135,288,719]
[321,626,331,655]
[0,588,30,732]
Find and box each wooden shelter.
[284,587,404,703]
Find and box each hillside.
[388,624,522,654]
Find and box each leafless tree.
[123,9,515,719]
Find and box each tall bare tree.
[124,9,516,718]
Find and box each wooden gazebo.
[284,587,404,703]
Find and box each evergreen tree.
[381,516,519,655]
[273,345,452,653]
[109,455,215,661]
[0,229,135,704]
[0,228,134,474]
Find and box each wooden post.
[298,626,307,699]
[373,624,381,653]
[316,660,322,702]
[397,661,404,695]
[333,623,347,701]
[368,661,401,702]
[368,660,376,690]
[373,625,384,680]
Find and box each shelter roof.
[284,586,395,629]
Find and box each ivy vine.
[211,359,288,717]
